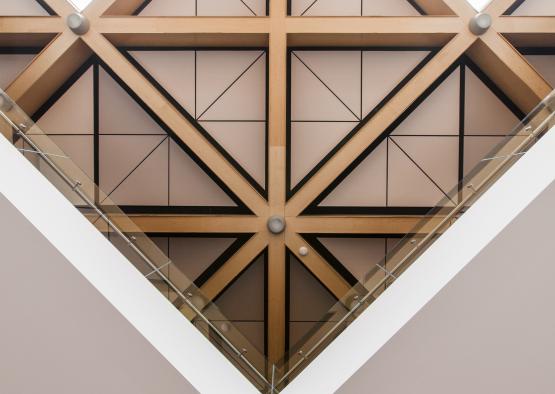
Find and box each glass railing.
[272,89,555,390]
[0,91,275,393]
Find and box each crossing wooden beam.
[469,32,553,112]
[5,32,90,114]
[200,232,268,300]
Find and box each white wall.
[283,128,555,394]
[0,193,198,394]
[338,179,555,394]
[0,135,259,394]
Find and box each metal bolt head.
[67,13,90,35]
[469,13,492,36]
[267,215,286,234]
[0,93,12,112]
[299,246,309,256]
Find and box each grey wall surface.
[0,194,199,394]
[337,180,555,394]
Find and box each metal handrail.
[275,106,555,387]
[0,112,273,391]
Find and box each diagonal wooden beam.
[6,32,91,115]
[468,31,552,113]
[285,32,477,217]
[86,0,145,16]
[485,0,519,16]
[437,0,476,19]
[81,30,269,216]
[285,231,352,300]
[413,0,457,15]
[42,0,76,16]
[200,232,268,300]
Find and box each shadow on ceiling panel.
[0,0,52,15]
[290,0,423,16]
[136,0,267,16]
[507,0,555,15]
[204,252,267,355]
[288,253,349,353]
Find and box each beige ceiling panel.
[291,121,358,188]
[319,139,387,207]
[464,66,521,135]
[36,67,94,135]
[393,67,460,136]
[128,50,196,116]
[168,139,236,206]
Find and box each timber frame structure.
[1,0,553,369]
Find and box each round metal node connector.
[267,215,286,234]
[469,13,492,36]
[0,93,13,112]
[67,13,90,35]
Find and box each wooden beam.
[286,16,463,34]
[285,231,352,300]
[122,215,263,233]
[42,0,76,16]
[485,0,519,15]
[468,32,552,113]
[200,232,268,300]
[266,0,288,367]
[0,33,57,47]
[102,0,145,15]
[437,0,476,19]
[96,16,271,34]
[95,17,270,46]
[103,32,268,47]
[413,0,457,15]
[84,0,123,17]
[495,17,555,34]
[81,30,269,216]
[267,235,286,365]
[288,216,428,235]
[0,17,65,33]
[287,32,455,47]
[285,32,477,217]
[6,32,91,115]
[496,16,555,47]
[286,16,461,47]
